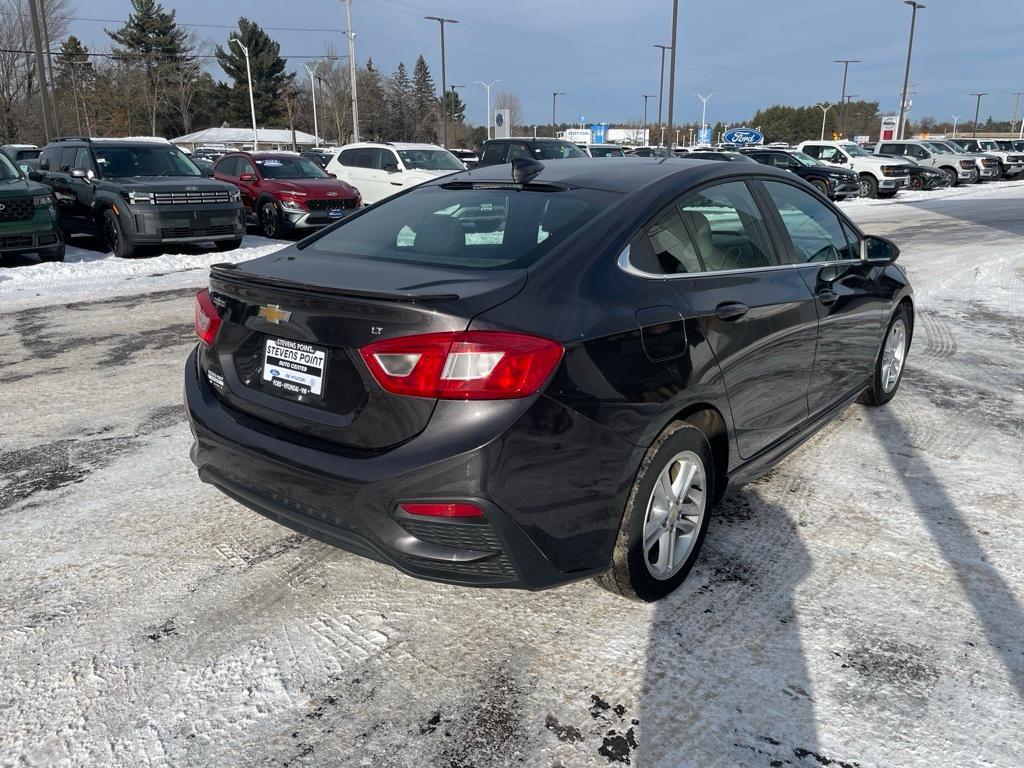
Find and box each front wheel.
[102,209,136,258]
[858,174,878,199]
[908,175,924,191]
[810,179,830,198]
[859,304,911,407]
[259,201,282,239]
[596,422,715,602]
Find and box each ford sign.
[723,128,764,145]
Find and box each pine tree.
[55,37,94,136]
[214,18,295,127]
[412,54,438,142]
[386,62,414,141]
[358,58,388,140]
[107,0,190,134]
[442,90,465,125]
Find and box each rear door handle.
[390,181,403,186]
[715,301,748,321]
[817,289,839,306]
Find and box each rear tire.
[859,304,911,407]
[595,422,715,602]
[858,174,878,199]
[102,209,136,259]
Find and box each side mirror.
[70,167,89,179]
[861,235,900,264]
[239,173,257,182]
[328,172,337,178]
[383,162,399,173]
[28,169,43,181]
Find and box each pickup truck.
[949,138,1024,179]
[873,140,977,186]
[797,140,910,198]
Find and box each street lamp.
[230,37,258,151]
[305,60,322,147]
[898,1,925,140]
[642,94,656,142]
[425,16,459,148]
[816,102,835,140]
[695,92,714,144]
[666,0,680,150]
[970,92,988,138]
[475,80,501,140]
[552,91,565,138]
[834,59,860,137]
[951,114,961,139]
[654,43,671,147]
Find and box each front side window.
[93,145,202,177]
[58,147,78,173]
[677,181,778,272]
[74,148,93,172]
[762,180,857,263]
[239,161,257,178]
[481,143,508,165]
[397,149,464,171]
[254,157,328,179]
[215,156,239,177]
[0,153,20,180]
[306,185,618,270]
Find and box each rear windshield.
[305,184,618,269]
[15,149,41,160]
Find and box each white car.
[797,140,910,199]
[325,142,465,205]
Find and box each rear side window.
[801,145,821,159]
[338,149,359,166]
[879,143,902,155]
[677,182,779,272]
[645,208,702,274]
[306,185,619,270]
[761,180,858,262]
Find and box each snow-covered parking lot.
[1,182,1023,767]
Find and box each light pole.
[230,37,258,150]
[1011,91,1024,137]
[970,92,987,138]
[666,0,680,150]
[816,103,835,140]
[642,94,656,141]
[305,60,322,147]
[425,15,459,148]
[552,91,565,138]
[343,0,360,142]
[475,80,500,139]
[834,59,859,137]
[951,114,960,138]
[654,43,670,147]
[695,92,714,143]
[898,1,925,140]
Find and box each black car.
[683,150,758,163]
[742,148,861,200]
[628,147,672,158]
[186,157,913,602]
[875,154,950,191]
[300,150,334,169]
[477,138,588,166]
[33,137,245,258]
[1,144,42,171]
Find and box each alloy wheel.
[859,178,873,198]
[261,204,279,238]
[641,450,707,580]
[105,217,119,254]
[881,318,907,393]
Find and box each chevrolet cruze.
[186,157,913,601]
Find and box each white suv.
[326,142,466,205]
[797,140,910,199]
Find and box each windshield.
[94,145,202,177]
[0,152,22,180]
[590,146,625,157]
[397,149,465,171]
[255,157,328,179]
[790,151,823,167]
[533,142,588,160]
[15,149,41,160]
[978,141,999,151]
[840,143,871,157]
[306,184,618,270]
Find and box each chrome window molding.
[617,245,866,280]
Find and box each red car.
[213,152,361,238]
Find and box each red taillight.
[399,502,484,518]
[360,331,564,400]
[194,288,221,346]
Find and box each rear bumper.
[184,347,635,590]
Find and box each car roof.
[434,156,785,194]
[484,137,573,143]
[338,142,443,151]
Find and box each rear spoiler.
[209,263,459,303]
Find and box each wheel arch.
[668,402,731,502]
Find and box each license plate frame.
[262,337,327,401]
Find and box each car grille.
[153,190,234,205]
[160,224,237,238]
[306,198,358,211]
[399,518,503,551]
[405,553,518,579]
[0,197,34,222]
[0,234,33,248]
[1009,155,1024,163]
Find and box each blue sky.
[70,0,1024,128]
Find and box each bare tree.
[494,91,522,128]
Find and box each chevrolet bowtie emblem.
[258,304,291,324]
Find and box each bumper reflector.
[399,502,484,518]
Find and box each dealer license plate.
[262,338,327,399]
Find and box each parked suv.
[214,152,361,239]
[797,140,910,198]
[949,138,1024,179]
[326,142,465,205]
[33,137,244,258]
[2,144,42,171]
[873,140,976,186]
[476,137,589,167]
[0,150,63,264]
[741,148,860,200]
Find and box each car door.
[49,147,87,232]
[377,148,407,200]
[236,158,260,215]
[757,179,885,414]
[68,146,97,227]
[663,180,819,459]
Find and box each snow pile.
[0,236,288,309]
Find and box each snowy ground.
[1,183,1023,767]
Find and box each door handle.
[390,181,403,186]
[715,301,748,321]
[817,289,839,306]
